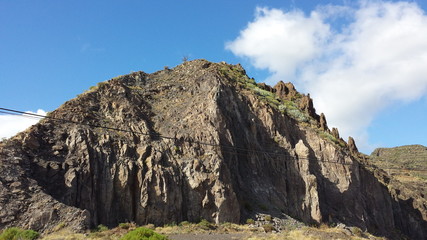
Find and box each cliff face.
[0,60,426,239]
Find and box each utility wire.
[1,107,426,173]
[0,110,43,120]
[0,108,356,166]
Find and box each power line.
[0,110,43,120]
[1,107,426,173]
[0,108,355,166]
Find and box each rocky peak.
[320,113,328,131]
[256,82,274,92]
[331,127,340,139]
[0,59,426,239]
[348,136,358,154]
[273,81,297,99]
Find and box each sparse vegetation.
[35,220,387,240]
[164,222,177,227]
[112,75,125,81]
[0,227,39,240]
[120,227,168,240]
[96,224,108,232]
[369,145,427,199]
[246,218,255,225]
[52,222,66,232]
[319,131,346,148]
[197,219,215,230]
[119,223,131,230]
[88,224,110,238]
[85,81,109,94]
[128,86,144,91]
[178,221,190,226]
[350,226,364,237]
[219,63,315,124]
[262,223,274,232]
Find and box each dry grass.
[155,222,253,235]
[245,226,385,240]
[41,223,136,240]
[41,229,87,240]
[40,222,386,240]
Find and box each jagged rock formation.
[320,113,328,131]
[0,60,426,239]
[274,81,297,100]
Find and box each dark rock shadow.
[302,137,427,240]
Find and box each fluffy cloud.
[226,7,331,82]
[227,1,427,151]
[0,109,46,139]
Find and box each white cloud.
[226,7,331,82]
[227,1,427,152]
[0,109,46,140]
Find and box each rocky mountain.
[0,60,426,239]
[370,145,427,197]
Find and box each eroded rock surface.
[0,60,426,239]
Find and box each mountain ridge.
[370,144,427,198]
[0,59,426,239]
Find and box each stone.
[0,60,425,239]
[331,128,339,139]
[348,137,358,154]
[273,81,297,100]
[299,94,319,120]
[320,113,328,131]
[257,83,274,92]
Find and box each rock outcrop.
[0,60,426,239]
[274,81,297,100]
[320,113,328,131]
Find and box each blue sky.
[1,0,427,154]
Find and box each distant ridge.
[370,144,427,194]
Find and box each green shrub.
[96,224,108,232]
[16,230,39,240]
[264,215,272,221]
[319,131,346,148]
[120,227,168,240]
[0,227,39,240]
[350,227,364,237]
[179,221,190,226]
[287,109,309,122]
[0,227,19,240]
[246,219,255,225]
[119,223,131,229]
[197,219,215,230]
[262,224,274,233]
[253,87,274,98]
